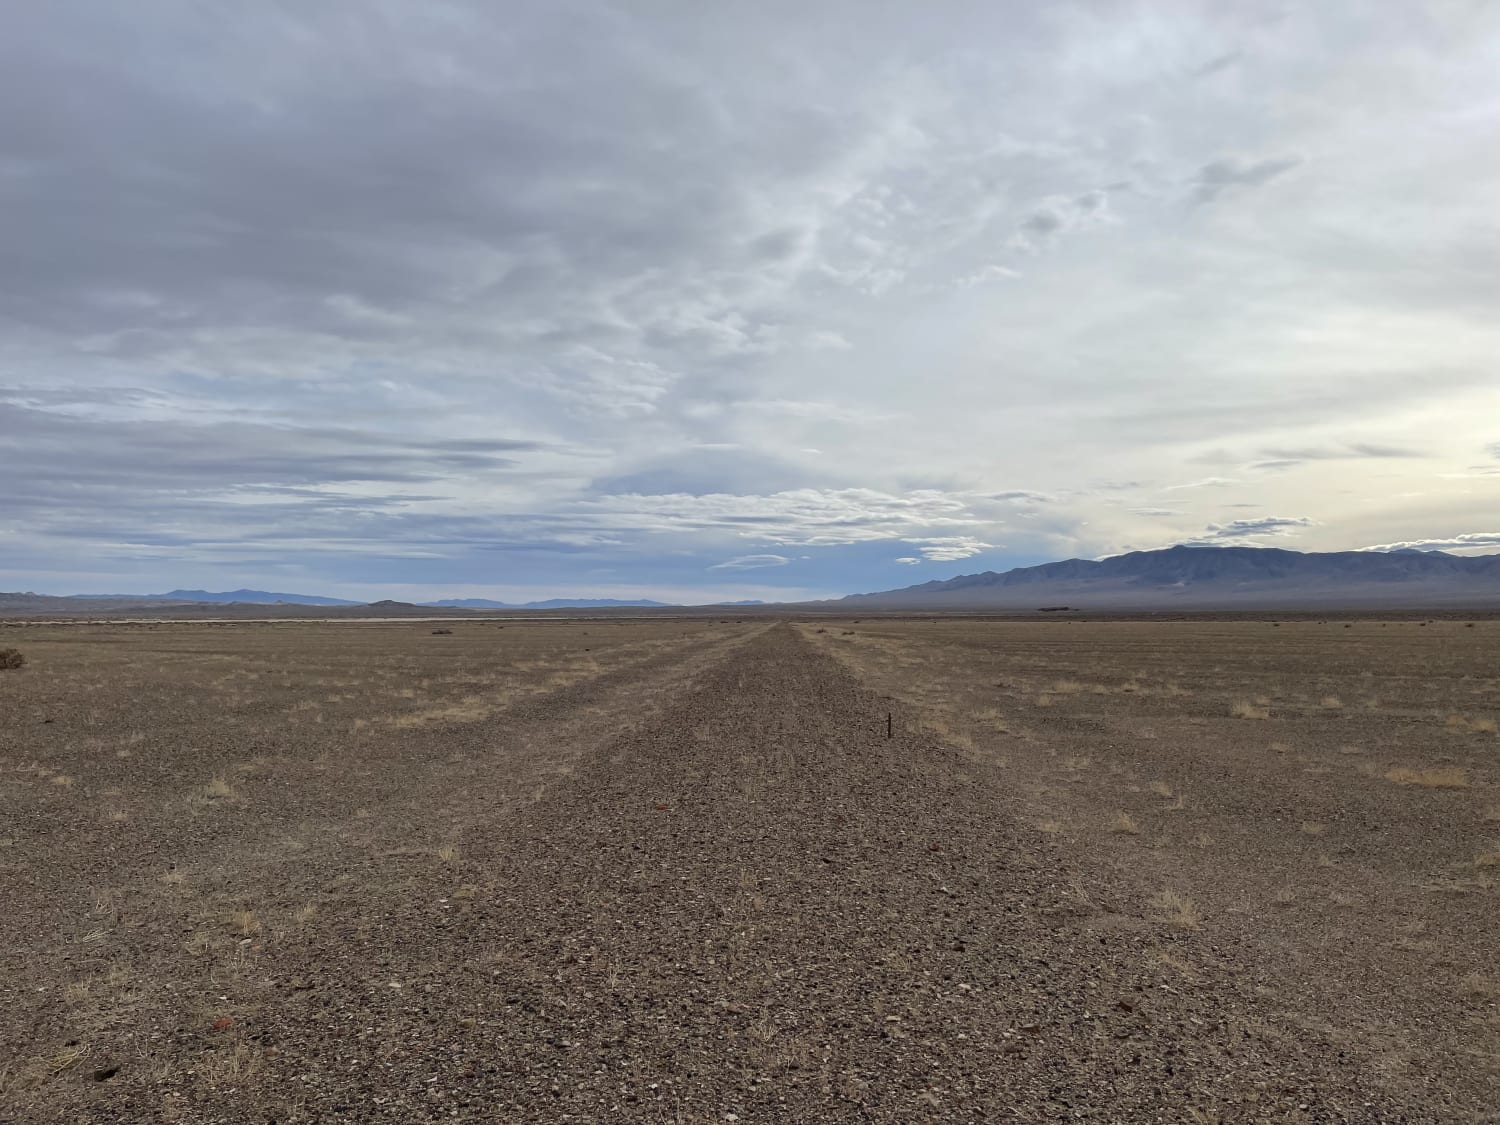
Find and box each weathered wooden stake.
[886,712,893,739]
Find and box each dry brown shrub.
[0,648,25,670]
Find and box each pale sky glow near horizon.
[3,2,1500,603]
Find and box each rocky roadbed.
[2,621,1495,1121]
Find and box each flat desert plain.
[0,616,1496,1122]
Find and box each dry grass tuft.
[436,845,459,864]
[203,775,236,800]
[1110,812,1141,835]
[227,909,259,935]
[1383,766,1470,789]
[196,1040,262,1085]
[1149,889,1201,931]
[1232,700,1270,720]
[1460,973,1497,1000]
[1037,819,1062,834]
[1300,821,1327,836]
[1149,781,1173,798]
[1320,695,1343,710]
[1445,714,1498,735]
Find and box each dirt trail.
[21,624,1488,1122]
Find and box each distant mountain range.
[425,597,674,609]
[831,545,1500,609]
[0,588,758,614]
[6,546,1498,617]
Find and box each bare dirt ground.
[1,617,1496,1122]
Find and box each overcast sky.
[3,2,1499,602]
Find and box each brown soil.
[1,618,1496,1122]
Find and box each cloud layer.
[3,3,1499,599]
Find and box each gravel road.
[11,622,1490,1122]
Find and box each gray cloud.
[2,4,1498,598]
[1180,517,1314,546]
[1190,155,1302,203]
[1191,51,1243,78]
[1247,459,1304,472]
[1260,442,1424,462]
[708,554,792,571]
[900,536,993,562]
[1163,477,1239,491]
[1010,190,1113,252]
[1361,533,1500,554]
[1247,442,1426,472]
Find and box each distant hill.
[158,588,363,606]
[0,590,677,616]
[423,597,675,609]
[66,588,363,606]
[829,545,1500,610]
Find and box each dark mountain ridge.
[834,545,1500,609]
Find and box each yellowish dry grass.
[1383,766,1469,789]
[1110,812,1141,835]
[1149,889,1201,931]
[1232,700,1270,720]
[195,1040,262,1085]
[1460,972,1497,1000]
[203,775,236,800]
[1445,714,1497,735]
